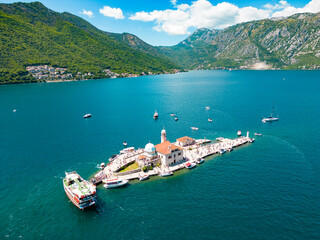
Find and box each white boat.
[103,178,129,189]
[109,154,117,162]
[175,117,178,121]
[138,174,149,181]
[83,113,91,118]
[191,127,199,130]
[208,118,213,122]
[227,148,233,152]
[170,113,176,116]
[249,138,255,143]
[184,161,196,169]
[219,149,226,154]
[262,103,279,123]
[153,110,158,119]
[254,133,262,136]
[123,141,127,147]
[13,109,17,112]
[205,106,210,110]
[63,171,97,210]
[100,162,106,169]
[196,158,204,164]
[159,170,173,177]
[237,130,241,136]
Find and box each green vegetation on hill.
[0,2,179,84]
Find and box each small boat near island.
[153,110,158,119]
[191,127,199,130]
[103,178,129,189]
[254,133,262,136]
[262,103,279,123]
[196,158,204,164]
[138,174,150,181]
[159,169,173,177]
[175,117,178,121]
[208,118,213,122]
[83,113,91,118]
[219,149,226,154]
[123,141,127,147]
[237,130,242,136]
[205,106,210,110]
[185,161,196,169]
[63,171,97,210]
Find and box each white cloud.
[99,6,125,19]
[129,0,320,35]
[170,0,177,6]
[79,9,93,18]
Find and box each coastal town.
[26,65,182,82]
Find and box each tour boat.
[262,103,279,123]
[184,161,196,169]
[219,149,226,154]
[191,127,199,130]
[208,118,213,122]
[103,178,129,189]
[123,141,127,147]
[83,113,91,118]
[237,130,242,136]
[63,171,97,210]
[170,113,176,116]
[196,158,204,164]
[254,133,262,136]
[205,106,210,110]
[153,110,158,119]
[159,170,173,177]
[175,117,178,121]
[138,174,149,181]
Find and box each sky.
[0,0,319,46]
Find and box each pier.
[91,131,254,185]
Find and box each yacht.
[184,161,196,169]
[196,158,204,164]
[103,178,129,189]
[63,171,97,210]
[153,110,158,119]
[262,103,279,123]
[208,118,213,122]
[138,174,149,181]
[83,113,91,118]
[191,127,199,130]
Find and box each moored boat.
[83,113,91,118]
[63,171,97,210]
[159,170,173,177]
[254,133,262,136]
[237,130,242,136]
[196,158,204,164]
[138,174,149,181]
[184,161,196,169]
[123,141,127,147]
[219,149,226,154]
[103,178,129,189]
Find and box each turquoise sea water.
[0,70,320,239]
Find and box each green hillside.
[0,2,179,84]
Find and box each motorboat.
[175,117,178,121]
[254,133,262,136]
[138,174,149,181]
[13,109,17,112]
[184,161,196,169]
[227,148,233,152]
[170,113,176,116]
[208,118,213,122]
[100,162,106,169]
[196,158,204,164]
[205,106,210,110]
[109,154,117,162]
[237,130,241,136]
[262,103,279,123]
[83,113,92,118]
[248,138,255,143]
[153,110,158,119]
[123,141,127,147]
[103,178,129,189]
[191,127,199,130]
[159,169,173,177]
[63,171,97,210]
[219,149,226,154]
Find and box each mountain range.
[1,2,320,84]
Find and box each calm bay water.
[0,70,320,239]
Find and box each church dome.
[144,143,156,156]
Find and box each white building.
[155,140,183,167]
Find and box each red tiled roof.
[155,141,182,155]
[176,136,194,143]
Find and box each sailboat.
[262,103,279,123]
